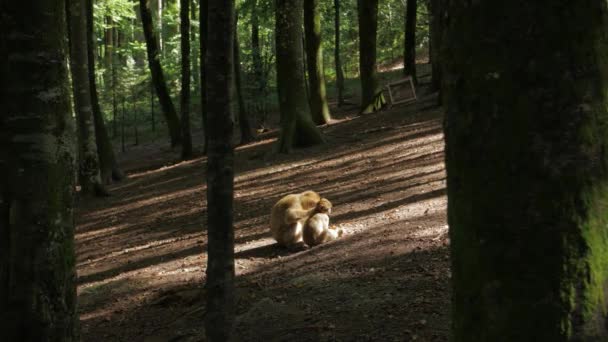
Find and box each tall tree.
[234,11,255,145]
[250,0,265,113]
[87,0,124,183]
[1,1,78,340]
[200,0,209,153]
[304,0,331,125]
[68,0,107,196]
[334,0,345,107]
[428,0,442,93]
[276,0,324,153]
[404,0,417,84]
[180,0,193,159]
[357,0,385,114]
[140,0,182,147]
[444,1,608,341]
[205,0,236,340]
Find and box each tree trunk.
[205,0,236,340]
[191,0,200,100]
[276,0,324,153]
[1,1,78,340]
[304,0,331,125]
[68,0,107,196]
[429,0,442,93]
[444,2,608,341]
[357,0,385,114]
[404,0,417,84]
[251,0,265,116]
[140,0,182,147]
[180,0,193,159]
[86,0,125,183]
[234,12,254,145]
[334,0,345,106]
[200,0,209,153]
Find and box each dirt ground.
[76,78,450,341]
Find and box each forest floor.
[76,69,450,341]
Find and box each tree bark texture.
[444,1,608,340]
[68,0,107,196]
[205,0,236,340]
[140,0,182,147]
[0,1,78,339]
[180,0,193,159]
[234,12,255,145]
[276,0,324,153]
[357,0,385,114]
[429,0,442,92]
[86,0,124,183]
[334,0,345,106]
[304,0,331,125]
[404,0,417,84]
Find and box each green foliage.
[91,0,430,145]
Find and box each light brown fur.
[270,191,322,247]
[302,200,343,246]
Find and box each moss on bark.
[444,1,608,340]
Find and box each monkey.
[303,198,343,247]
[270,190,323,249]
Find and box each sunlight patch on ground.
[85,186,203,220]
[77,232,203,268]
[128,157,204,180]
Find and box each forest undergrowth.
[76,82,449,342]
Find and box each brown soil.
[76,85,450,341]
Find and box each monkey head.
[316,198,332,214]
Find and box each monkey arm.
[284,207,317,224]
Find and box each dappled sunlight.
[76,97,450,341]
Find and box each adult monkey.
[270,191,329,248]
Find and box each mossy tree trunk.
[86,0,125,183]
[304,0,331,125]
[200,0,209,153]
[180,0,193,160]
[68,0,107,196]
[140,0,182,147]
[234,12,255,145]
[276,0,324,153]
[403,0,417,84]
[205,0,236,340]
[1,1,78,340]
[444,1,608,340]
[334,0,345,107]
[357,0,385,114]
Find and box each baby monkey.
[303,198,343,247]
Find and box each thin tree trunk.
[200,0,209,153]
[429,0,442,94]
[86,0,124,183]
[444,2,608,340]
[68,0,107,196]
[1,2,78,340]
[205,0,236,340]
[191,0,200,100]
[180,0,193,159]
[251,0,265,116]
[140,0,182,147]
[234,12,254,145]
[304,0,331,125]
[334,0,345,106]
[357,0,385,114]
[276,0,324,153]
[404,0,417,84]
